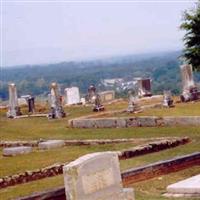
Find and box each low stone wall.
[0,138,175,148]
[15,152,200,200]
[119,137,189,160]
[69,116,200,128]
[122,152,200,185]
[0,137,189,189]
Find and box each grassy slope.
[0,100,200,199]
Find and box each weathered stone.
[3,146,32,156]
[38,140,65,150]
[48,82,66,119]
[137,117,157,127]
[63,152,135,200]
[163,116,200,126]
[136,78,152,97]
[166,174,200,197]
[99,90,115,103]
[116,118,126,128]
[94,118,116,128]
[126,118,138,127]
[64,87,80,105]
[72,119,95,128]
[7,83,21,118]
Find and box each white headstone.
[64,87,80,105]
[63,152,135,200]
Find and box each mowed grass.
[100,100,200,118]
[0,100,200,199]
[0,142,143,177]
[1,161,200,200]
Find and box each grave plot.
[69,100,200,128]
[0,99,200,200]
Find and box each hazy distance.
[2,1,196,67]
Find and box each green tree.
[180,1,200,71]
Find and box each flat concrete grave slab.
[165,174,200,198]
[63,151,135,200]
[3,146,32,156]
[38,140,65,150]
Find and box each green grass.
[0,164,200,200]
[0,101,200,199]
[0,142,142,177]
[102,101,200,118]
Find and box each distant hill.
[1,50,200,100]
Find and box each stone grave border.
[15,152,200,200]
[0,137,182,148]
[0,137,189,189]
[69,116,200,128]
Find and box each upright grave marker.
[63,152,135,200]
[180,64,200,102]
[137,78,152,97]
[48,82,66,119]
[163,90,174,108]
[127,91,141,113]
[87,85,104,112]
[21,95,35,113]
[64,87,80,105]
[99,90,115,103]
[7,83,21,118]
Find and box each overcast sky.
[1,0,197,66]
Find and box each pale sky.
[1,0,197,66]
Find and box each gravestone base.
[38,140,65,150]
[93,105,105,112]
[3,146,32,156]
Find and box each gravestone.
[163,90,174,108]
[63,152,135,200]
[127,91,141,113]
[137,78,152,97]
[180,64,200,102]
[87,85,104,112]
[48,82,66,119]
[21,95,35,113]
[65,87,80,105]
[99,90,115,103]
[38,140,65,150]
[165,174,200,197]
[3,146,32,157]
[7,83,21,118]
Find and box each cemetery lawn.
[98,100,200,118]
[0,100,200,199]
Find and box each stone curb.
[69,116,200,128]
[0,137,189,189]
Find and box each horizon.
[2,49,182,68]
[2,1,196,67]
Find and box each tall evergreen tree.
[180,1,200,71]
